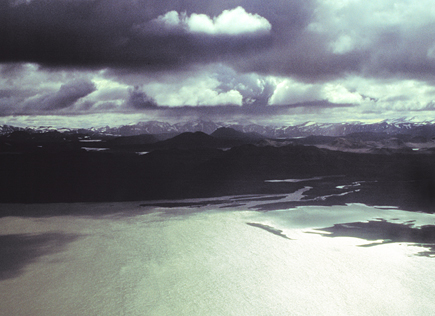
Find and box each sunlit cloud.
[152,7,272,35]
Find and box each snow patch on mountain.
[2,118,435,138]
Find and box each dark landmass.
[312,219,435,257]
[139,200,228,208]
[246,222,292,240]
[0,125,434,215]
[254,178,435,213]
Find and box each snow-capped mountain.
[2,118,435,138]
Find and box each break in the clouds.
[1,0,435,126]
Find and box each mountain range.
[2,118,435,138]
[0,119,434,213]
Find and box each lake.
[0,197,434,315]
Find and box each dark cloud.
[1,0,435,83]
[92,101,118,111]
[117,100,352,127]
[128,86,158,109]
[0,0,275,70]
[0,88,37,115]
[22,79,96,111]
[77,100,95,111]
[364,27,435,80]
[44,79,96,110]
[421,102,435,111]
[0,62,28,77]
[133,101,352,118]
[0,89,15,98]
[1,0,435,124]
[0,0,317,77]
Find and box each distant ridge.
[2,118,435,138]
[211,127,264,141]
[0,120,434,211]
[211,127,247,139]
[156,131,220,149]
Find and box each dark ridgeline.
[0,125,434,214]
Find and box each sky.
[1,0,435,128]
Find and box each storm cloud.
[0,0,275,70]
[127,86,158,109]
[2,0,435,78]
[1,0,435,126]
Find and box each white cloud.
[326,76,435,112]
[153,7,271,35]
[212,65,278,106]
[89,77,129,102]
[321,83,364,104]
[0,64,102,114]
[112,64,280,107]
[269,73,435,113]
[0,64,58,94]
[155,10,182,28]
[309,0,435,55]
[145,76,243,106]
[427,44,435,59]
[269,79,321,105]
[2,61,435,125]
[330,35,356,55]
[187,13,217,34]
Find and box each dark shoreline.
[1,130,434,215]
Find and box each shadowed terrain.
[0,128,434,215]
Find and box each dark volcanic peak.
[171,131,214,142]
[211,127,246,138]
[157,131,220,149]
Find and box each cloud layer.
[1,0,435,126]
